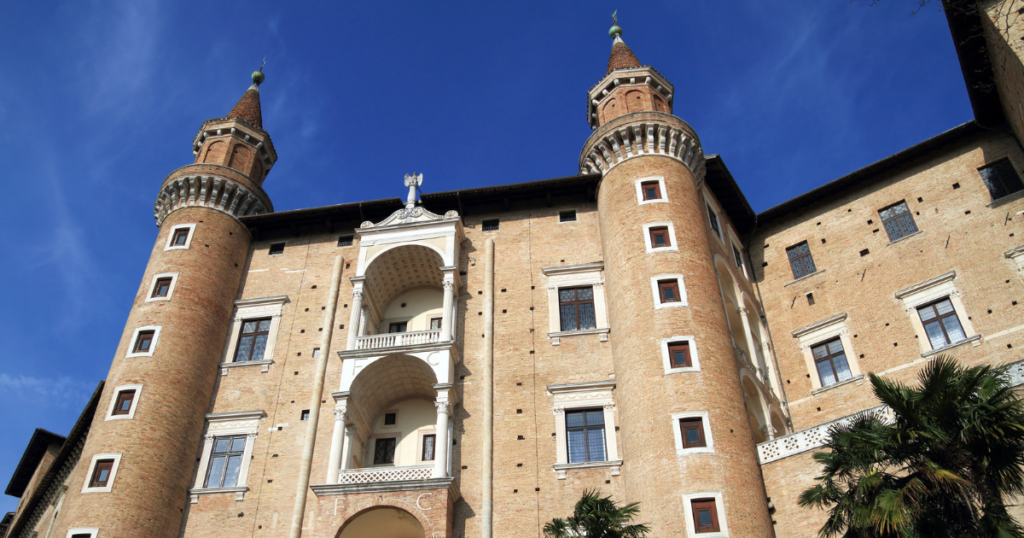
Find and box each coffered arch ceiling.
[349,354,438,429]
[364,245,444,311]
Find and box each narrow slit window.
[668,342,691,368]
[152,277,173,298]
[732,245,744,270]
[812,338,852,387]
[649,226,671,248]
[234,318,271,362]
[300,410,310,420]
[641,181,662,201]
[90,459,115,488]
[133,331,155,354]
[565,409,607,463]
[786,241,816,279]
[679,418,706,448]
[559,210,577,222]
[659,280,681,304]
[879,201,918,242]
[112,390,135,416]
[558,287,596,331]
[917,298,967,349]
[203,435,246,488]
[422,434,436,461]
[979,159,1024,200]
[691,498,720,533]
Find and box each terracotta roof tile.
[227,87,263,130]
[607,39,641,75]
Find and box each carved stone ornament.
[370,205,456,228]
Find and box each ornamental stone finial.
[404,173,423,208]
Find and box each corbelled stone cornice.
[579,111,705,182]
[153,172,272,227]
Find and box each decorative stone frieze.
[153,174,270,226]
[579,111,705,181]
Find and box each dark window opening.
[171,228,190,246]
[269,242,285,255]
[422,434,436,461]
[559,210,577,223]
[786,241,816,280]
[706,204,721,238]
[337,235,354,247]
[558,287,596,331]
[482,219,499,231]
[879,201,918,242]
[301,410,310,420]
[566,409,607,463]
[374,437,397,465]
[979,159,1024,200]
[649,226,671,248]
[918,298,967,349]
[89,459,115,488]
[384,412,397,425]
[388,322,407,333]
[234,318,271,362]
[658,280,681,304]
[732,245,744,269]
[691,498,720,533]
[152,277,172,298]
[133,330,155,353]
[430,317,443,330]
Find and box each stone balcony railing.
[354,329,442,350]
[337,465,433,485]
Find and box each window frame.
[558,210,577,223]
[878,200,919,243]
[792,313,863,392]
[548,381,621,479]
[429,317,443,330]
[125,326,161,358]
[917,298,968,350]
[233,317,272,363]
[337,235,354,247]
[542,263,610,343]
[268,242,285,255]
[81,453,121,494]
[221,296,288,374]
[368,432,400,467]
[661,336,700,374]
[145,272,178,303]
[671,411,714,455]
[190,410,263,501]
[651,275,687,309]
[643,222,678,252]
[894,271,978,356]
[66,530,98,538]
[682,491,729,537]
[203,435,248,489]
[811,337,854,388]
[105,384,143,421]
[421,433,437,462]
[558,286,598,332]
[978,158,1024,201]
[703,194,725,243]
[634,176,667,205]
[786,241,817,280]
[164,223,196,251]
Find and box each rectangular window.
[171,228,190,246]
[301,410,310,420]
[112,390,135,416]
[649,226,671,248]
[203,435,246,488]
[374,438,397,465]
[422,434,436,461]
[917,298,967,349]
[691,498,721,533]
[89,459,114,488]
[558,287,597,331]
[152,277,173,298]
[679,418,706,449]
[732,245,744,269]
[566,409,607,464]
[658,280,681,304]
[388,322,407,333]
[641,181,662,201]
[482,219,499,231]
[559,210,577,222]
[384,412,397,425]
[979,159,1024,200]
[879,201,918,242]
[337,235,354,247]
[430,317,442,330]
[707,204,721,238]
[786,241,817,280]
[812,338,853,387]
[312,348,320,358]
[668,342,691,368]
[234,318,271,362]
[133,331,155,354]
[269,242,285,255]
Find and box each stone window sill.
[548,328,610,345]
[553,459,622,479]
[921,334,982,358]
[784,269,826,288]
[811,374,865,396]
[988,189,1024,208]
[886,230,923,246]
[220,359,273,375]
[189,486,248,503]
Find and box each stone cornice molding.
[192,120,277,168]
[154,174,272,227]
[579,112,704,182]
[541,262,604,276]
[586,66,674,129]
[791,313,848,339]
[894,271,957,299]
[546,380,616,394]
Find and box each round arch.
[769,405,788,438]
[363,244,446,314]
[349,354,439,430]
[337,506,426,538]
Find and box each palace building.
[4,1,1024,537]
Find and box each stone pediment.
[361,206,458,229]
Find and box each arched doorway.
[337,507,425,538]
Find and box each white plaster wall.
[367,398,436,466]
[378,287,443,333]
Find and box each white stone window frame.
[682,491,729,538]
[104,384,143,421]
[1005,245,1024,277]
[125,326,161,359]
[548,380,621,479]
[144,272,179,303]
[702,193,725,244]
[558,209,578,224]
[792,313,863,392]
[635,176,668,205]
[643,222,679,253]
[81,453,121,494]
[190,410,264,502]
[894,271,980,356]
[651,274,688,309]
[220,296,288,375]
[416,428,439,465]
[542,263,610,345]
[164,223,196,251]
[66,529,98,538]
[661,335,700,374]
[671,411,714,455]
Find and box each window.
[82,453,121,494]
[879,201,918,242]
[641,180,661,201]
[669,342,691,368]
[732,245,744,270]
[672,411,714,454]
[691,498,720,533]
[106,384,142,421]
[422,434,436,461]
[384,412,397,425]
[812,338,853,387]
[917,298,967,349]
[234,319,271,362]
[90,460,114,488]
[165,224,195,250]
[651,275,687,309]
[430,317,442,330]
[112,390,135,416]
[145,272,178,303]
[171,228,189,246]
[374,438,397,465]
[301,410,310,420]
[133,331,154,353]
[979,159,1024,200]
[786,241,817,279]
[558,287,596,331]
[152,277,172,298]
[126,326,161,358]
[482,219,499,231]
[707,204,721,239]
[643,222,678,252]
[204,436,246,488]
[559,210,577,223]
[649,226,671,248]
[680,418,707,449]
[661,336,701,374]
[659,280,681,303]
[269,242,285,255]
[388,322,407,333]
[566,409,606,464]
[337,235,354,247]
[67,529,98,538]
[312,347,320,358]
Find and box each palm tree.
[799,355,1024,538]
[543,489,649,538]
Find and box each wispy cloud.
[0,373,96,408]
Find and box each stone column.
[345,279,364,350]
[326,402,347,484]
[440,277,455,341]
[432,398,451,479]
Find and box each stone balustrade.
[337,465,433,485]
[354,329,442,350]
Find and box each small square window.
[133,331,155,353]
[658,280,681,303]
[668,342,691,368]
[152,277,173,298]
[649,226,671,248]
[337,235,354,247]
[90,459,115,488]
[706,204,721,239]
[422,434,436,461]
[112,390,135,416]
[482,219,499,231]
[879,201,918,242]
[171,228,190,246]
[641,181,662,201]
[979,159,1024,200]
[312,348,321,358]
[374,437,397,464]
[234,319,271,362]
[691,498,721,533]
[917,298,967,349]
[269,243,285,255]
[679,418,707,449]
[786,241,817,280]
[559,210,577,223]
[430,317,442,330]
[301,410,310,421]
[384,412,397,425]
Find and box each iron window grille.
[204,435,246,488]
[112,390,135,416]
[422,434,436,461]
[979,159,1024,200]
[558,287,597,331]
[679,418,707,448]
[879,201,918,242]
[691,498,720,533]
[668,342,691,368]
[812,338,853,387]
[374,438,397,465]
[786,241,817,280]
[384,412,397,425]
[565,409,607,464]
[234,318,271,362]
[560,210,577,222]
[917,298,967,349]
[641,181,662,201]
[337,235,354,247]
[482,219,499,231]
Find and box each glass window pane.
[242,321,257,333]
[816,359,836,387]
[802,256,816,275]
[231,437,247,453]
[98,469,109,483]
[828,340,844,355]
[423,435,435,461]
[222,456,241,488]
[672,349,688,366]
[251,335,268,361]
[566,411,585,428]
[214,438,231,453]
[918,305,937,321]
[935,300,954,315]
[119,398,132,412]
[894,202,908,214]
[812,344,828,360]
[880,206,894,219]
[585,410,604,425]
[577,287,593,300]
[567,430,587,463]
[942,315,966,343]
[653,233,665,246]
[206,456,225,487]
[559,305,577,331]
[559,289,575,303]
[685,428,701,445]
[236,336,254,362]
[883,220,903,240]
[832,353,853,383]
[897,213,917,234]
[698,509,712,527]
[790,258,805,279]
[578,304,596,330]
[924,320,947,349]
[257,320,272,332]
[587,428,607,462]
[663,286,676,301]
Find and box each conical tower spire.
[606,17,641,75]
[226,68,265,129]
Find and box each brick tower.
[581,22,775,536]
[54,71,277,537]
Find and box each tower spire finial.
[609,10,622,39]
[251,58,266,88]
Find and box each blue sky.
[0,0,971,511]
